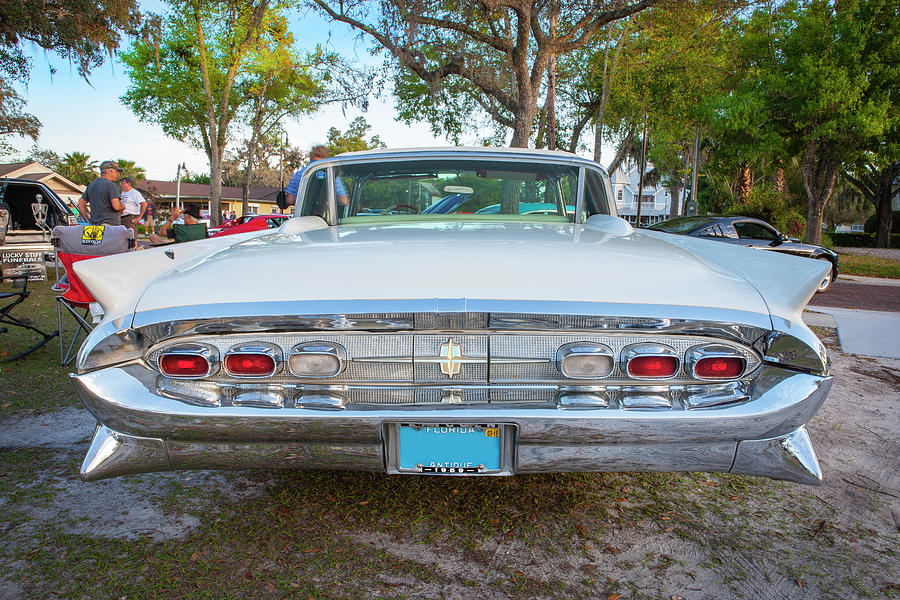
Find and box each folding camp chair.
[173,223,208,243]
[0,275,59,362]
[51,225,133,365]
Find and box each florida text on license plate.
[397,424,502,474]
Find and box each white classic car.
[71,147,832,484]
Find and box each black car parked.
[647,216,839,292]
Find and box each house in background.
[0,162,85,206]
[610,162,687,227]
[138,180,281,219]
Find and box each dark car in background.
[0,178,78,245]
[647,216,838,292]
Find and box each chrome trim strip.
[79,421,825,484]
[575,166,585,224]
[71,366,831,445]
[326,165,336,226]
[130,302,774,340]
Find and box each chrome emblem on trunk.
[438,338,462,378]
[416,337,484,379]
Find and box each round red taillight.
[225,353,276,377]
[694,356,745,379]
[159,354,210,378]
[627,355,678,378]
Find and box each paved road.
[808,280,900,313]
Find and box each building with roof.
[137,180,283,219]
[0,162,85,206]
[610,162,686,227]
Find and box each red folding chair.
[52,225,133,365]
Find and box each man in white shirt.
[119,177,147,241]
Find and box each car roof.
[312,146,609,175]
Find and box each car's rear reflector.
[225,353,276,377]
[627,355,678,378]
[159,354,210,378]
[694,356,745,379]
[289,342,345,378]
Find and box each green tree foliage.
[326,117,385,156]
[21,146,62,171]
[116,159,146,182]
[0,0,141,144]
[58,152,98,185]
[825,181,873,230]
[182,171,211,184]
[235,17,328,213]
[725,185,806,238]
[313,0,662,147]
[121,0,272,226]
[706,0,899,244]
[598,0,737,215]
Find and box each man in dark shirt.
[79,160,125,225]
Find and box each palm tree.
[59,152,97,185]
[116,159,147,183]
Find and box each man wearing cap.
[78,160,125,225]
[119,177,147,241]
[148,204,206,245]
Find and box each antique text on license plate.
[397,424,502,474]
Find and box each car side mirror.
[275,190,287,211]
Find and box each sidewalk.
[836,274,900,287]
[804,307,900,359]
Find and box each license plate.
[397,424,502,474]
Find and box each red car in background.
[209,214,289,237]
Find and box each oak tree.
[312,0,662,147]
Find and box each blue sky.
[8,3,456,180]
[8,3,609,180]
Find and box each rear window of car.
[299,159,583,224]
[647,216,714,233]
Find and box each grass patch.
[0,278,81,415]
[0,459,897,599]
[838,254,900,279]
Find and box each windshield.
[646,216,714,233]
[299,159,579,224]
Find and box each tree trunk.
[668,181,681,219]
[209,145,224,225]
[773,167,786,194]
[736,163,752,203]
[801,141,839,245]
[593,122,603,164]
[510,111,533,148]
[874,162,898,248]
[242,131,259,216]
[607,128,634,176]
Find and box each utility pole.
[635,113,648,226]
[175,162,186,213]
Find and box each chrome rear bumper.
[71,365,832,485]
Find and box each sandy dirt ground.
[0,334,897,599]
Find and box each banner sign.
[1,249,47,282]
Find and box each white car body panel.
[68,148,832,485]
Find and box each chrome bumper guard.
[72,365,832,485]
